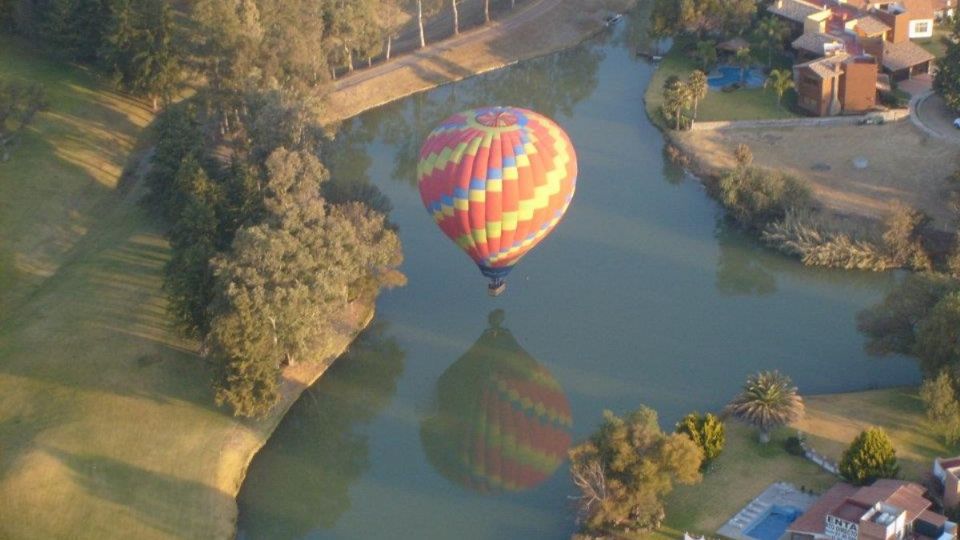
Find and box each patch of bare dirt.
[673,121,960,229]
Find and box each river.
[236,19,918,540]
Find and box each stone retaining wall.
[689,109,910,131]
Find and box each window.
[914,21,930,34]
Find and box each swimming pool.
[746,505,803,540]
[708,65,765,89]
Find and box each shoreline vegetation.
[0,2,641,539]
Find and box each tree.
[920,370,960,445]
[882,203,932,271]
[765,69,794,108]
[936,14,960,112]
[569,406,703,535]
[718,165,811,228]
[0,79,46,161]
[695,40,717,71]
[753,16,789,67]
[676,412,725,467]
[688,70,708,120]
[734,143,753,169]
[662,78,691,130]
[450,0,459,35]
[725,371,805,443]
[734,47,753,83]
[914,291,960,374]
[102,0,182,111]
[857,273,960,360]
[838,427,900,485]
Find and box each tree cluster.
[652,0,757,38]
[569,407,702,536]
[145,96,403,418]
[856,273,960,375]
[717,158,812,230]
[920,370,960,445]
[935,14,960,112]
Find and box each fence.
[689,109,910,131]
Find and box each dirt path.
[323,0,636,123]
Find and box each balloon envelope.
[417,107,577,283]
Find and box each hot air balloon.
[417,107,577,296]
[420,310,573,493]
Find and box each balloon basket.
[488,282,507,297]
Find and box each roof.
[902,0,936,20]
[718,37,750,52]
[850,479,930,522]
[789,481,935,535]
[796,52,849,79]
[919,509,948,528]
[789,483,860,534]
[792,32,844,54]
[854,15,892,35]
[882,39,936,71]
[769,0,828,22]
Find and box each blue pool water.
[746,506,803,540]
[708,65,765,89]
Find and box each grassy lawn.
[795,387,960,482]
[0,37,367,540]
[644,423,835,539]
[0,36,154,314]
[644,42,800,128]
[642,387,957,539]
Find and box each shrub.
[838,427,900,485]
[676,412,726,466]
[784,435,805,456]
[762,210,897,271]
[882,203,932,271]
[718,165,811,228]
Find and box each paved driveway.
[915,92,960,142]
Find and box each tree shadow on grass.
[44,446,233,539]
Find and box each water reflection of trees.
[236,323,405,539]
[326,42,605,188]
[420,310,573,494]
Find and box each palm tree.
[688,70,708,120]
[765,69,795,108]
[696,40,718,71]
[753,16,790,67]
[725,371,804,443]
[663,79,692,131]
[734,47,752,84]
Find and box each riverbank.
[643,36,957,231]
[322,0,637,124]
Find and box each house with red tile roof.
[768,0,936,115]
[786,480,957,540]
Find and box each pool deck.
[716,482,820,540]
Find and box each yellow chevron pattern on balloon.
[417,106,578,293]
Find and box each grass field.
[0,37,368,539]
[648,423,835,539]
[645,387,956,539]
[795,387,960,481]
[644,43,799,128]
